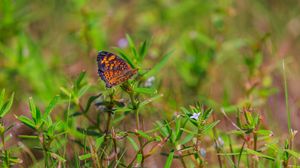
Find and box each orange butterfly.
[97,51,137,88]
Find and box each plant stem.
[105,112,112,134]
[125,84,144,166]
[129,92,140,130]
[212,114,222,168]
[238,140,246,168]
[180,157,187,168]
[283,60,291,167]
[253,132,257,151]
[228,135,236,165]
[282,60,291,133]
[41,132,49,167]
[112,129,118,162]
[1,129,9,167]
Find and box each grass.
[1,0,300,167]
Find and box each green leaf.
[8,157,22,164]
[84,93,102,113]
[285,149,300,160]
[164,149,174,168]
[252,114,260,128]
[245,148,275,161]
[95,135,105,150]
[18,135,38,139]
[127,136,139,151]
[49,152,66,162]
[44,95,60,118]
[0,92,14,118]
[136,153,143,165]
[114,107,132,113]
[134,87,156,95]
[35,108,42,126]
[78,84,90,97]
[0,89,5,109]
[60,87,71,97]
[201,120,220,134]
[75,71,86,90]
[79,153,92,160]
[244,111,253,125]
[29,97,37,122]
[180,134,194,145]
[174,118,181,141]
[139,39,150,62]
[180,128,196,135]
[126,34,138,61]
[255,130,273,136]
[156,121,169,138]
[17,116,35,129]
[227,130,245,135]
[139,94,163,107]
[136,130,152,140]
[175,118,188,141]
[202,108,213,121]
[144,50,173,79]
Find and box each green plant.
[0,89,20,167]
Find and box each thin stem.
[129,92,139,130]
[213,134,223,168]
[253,132,257,151]
[228,135,236,165]
[1,127,9,167]
[283,60,292,167]
[282,60,291,133]
[63,93,72,166]
[238,140,246,168]
[212,114,223,168]
[123,83,145,166]
[112,129,118,162]
[179,157,187,168]
[105,112,112,134]
[41,133,49,167]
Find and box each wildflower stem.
[228,135,236,165]
[129,92,140,129]
[123,83,144,166]
[212,114,223,168]
[180,157,187,168]
[253,132,257,151]
[282,60,291,133]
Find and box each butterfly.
[97,51,138,88]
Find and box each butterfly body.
[97,51,137,88]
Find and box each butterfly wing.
[97,51,137,88]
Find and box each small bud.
[200,148,206,158]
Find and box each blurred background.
[1,0,300,166]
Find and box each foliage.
[1,0,300,167]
